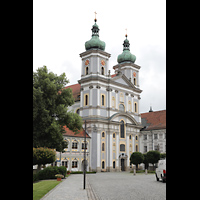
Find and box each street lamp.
[83,120,86,189]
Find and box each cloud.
[139,45,166,113]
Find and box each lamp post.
[83,120,86,189]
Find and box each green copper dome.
[117,35,136,63]
[85,19,105,51]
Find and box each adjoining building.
[140,109,166,154]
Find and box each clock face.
[133,72,136,77]
[85,59,89,66]
[101,60,105,66]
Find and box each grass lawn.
[33,180,61,200]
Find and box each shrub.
[33,173,38,182]
[58,166,67,178]
[37,166,60,180]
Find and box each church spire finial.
[94,11,97,22]
[125,28,127,38]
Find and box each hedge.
[33,166,67,182]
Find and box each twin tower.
[78,18,143,172]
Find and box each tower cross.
[125,28,127,37]
[94,11,97,19]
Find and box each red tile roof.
[62,125,91,138]
[64,83,81,101]
[111,74,117,78]
[141,110,166,130]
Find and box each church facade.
[65,18,143,172]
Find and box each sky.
[33,0,166,113]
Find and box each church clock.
[85,59,89,66]
[101,60,105,66]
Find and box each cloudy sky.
[33,0,166,113]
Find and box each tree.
[33,66,83,150]
[130,152,144,170]
[146,150,160,170]
[143,153,149,170]
[33,147,56,172]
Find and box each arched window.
[120,93,124,102]
[113,161,115,169]
[119,104,125,111]
[101,94,105,106]
[84,94,89,106]
[134,102,137,113]
[128,101,132,111]
[102,132,105,138]
[113,133,115,138]
[86,67,89,75]
[133,78,136,85]
[101,67,104,75]
[112,96,115,108]
[102,161,105,169]
[120,120,125,138]
[135,144,138,152]
[102,143,105,151]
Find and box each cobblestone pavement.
[41,174,88,200]
[87,172,166,200]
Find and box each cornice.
[79,49,111,58]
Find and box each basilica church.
[55,16,145,173]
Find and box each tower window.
[86,67,89,75]
[101,94,106,106]
[101,67,104,75]
[134,102,137,113]
[133,78,136,85]
[84,94,89,106]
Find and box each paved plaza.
[41,174,88,200]
[41,172,166,200]
[87,172,166,200]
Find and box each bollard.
[145,169,147,175]
[134,169,136,175]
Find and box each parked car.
[155,159,166,182]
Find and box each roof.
[141,110,166,131]
[62,125,91,138]
[64,83,81,102]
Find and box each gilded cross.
[125,28,127,37]
[94,11,97,19]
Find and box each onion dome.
[117,34,136,63]
[85,19,105,51]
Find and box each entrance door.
[121,159,125,171]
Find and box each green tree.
[33,66,83,150]
[33,147,56,172]
[146,150,160,170]
[160,153,166,159]
[143,153,149,170]
[130,152,144,170]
